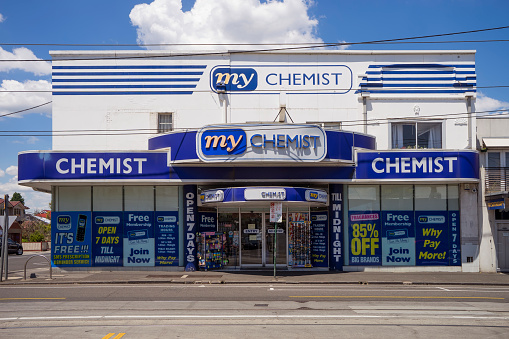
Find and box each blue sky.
[1,0,509,211]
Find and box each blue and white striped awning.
[52,64,206,95]
[356,63,476,95]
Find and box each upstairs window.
[391,122,442,149]
[158,113,173,133]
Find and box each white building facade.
[19,50,483,272]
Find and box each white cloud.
[6,165,17,176]
[0,174,51,211]
[12,136,41,145]
[0,13,5,23]
[0,79,52,117]
[130,0,322,50]
[476,93,509,115]
[0,47,51,75]
[336,40,349,50]
[0,169,4,177]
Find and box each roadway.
[1,283,509,338]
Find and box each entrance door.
[497,223,509,271]
[265,213,287,266]
[240,213,263,265]
[240,212,287,267]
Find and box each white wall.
[51,50,476,153]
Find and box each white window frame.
[390,120,443,150]
[157,113,174,134]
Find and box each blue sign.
[487,199,505,210]
[123,212,154,266]
[356,151,479,180]
[416,211,449,265]
[210,67,258,92]
[184,185,198,271]
[329,184,343,270]
[311,212,328,267]
[92,212,123,266]
[199,212,217,232]
[348,211,381,265]
[449,211,461,266]
[155,212,179,266]
[200,129,247,156]
[52,212,92,267]
[18,152,169,181]
[381,211,415,266]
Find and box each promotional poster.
[92,212,123,267]
[416,211,449,266]
[348,211,381,265]
[311,212,328,267]
[123,211,155,266]
[52,211,92,267]
[155,211,179,266]
[381,211,415,266]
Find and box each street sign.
[270,202,283,223]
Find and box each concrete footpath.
[2,267,509,286]
[2,252,509,286]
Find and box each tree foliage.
[21,219,50,242]
[10,192,25,205]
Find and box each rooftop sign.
[196,124,327,163]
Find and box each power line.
[1,39,509,48]
[1,108,508,136]
[0,101,51,118]
[4,86,501,94]
[1,25,508,62]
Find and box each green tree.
[21,219,50,242]
[10,192,25,205]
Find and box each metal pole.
[362,96,368,134]
[273,222,277,279]
[466,95,473,149]
[1,194,9,282]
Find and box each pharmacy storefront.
[18,123,479,272]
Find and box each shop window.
[415,185,447,211]
[93,186,122,211]
[57,187,91,211]
[155,186,179,211]
[348,185,380,211]
[391,122,442,149]
[158,113,173,133]
[488,152,501,167]
[381,185,413,211]
[124,186,154,211]
[495,210,509,220]
[447,185,459,210]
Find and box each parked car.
[0,238,23,255]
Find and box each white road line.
[437,287,451,291]
[1,314,509,321]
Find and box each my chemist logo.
[57,215,72,231]
[211,67,258,92]
[305,189,328,203]
[210,64,352,94]
[199,128,247,156]
[418,216,446,224]
[197,124,327,163]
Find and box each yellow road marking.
[103,334,125,339]
[290,296,504,300]
[0,297,66,301]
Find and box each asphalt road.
[1,251,52,279]
[1,283,509,338]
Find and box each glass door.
[240,212,263,265]
[265,213,287,266]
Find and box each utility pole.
[1,194,9,282]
